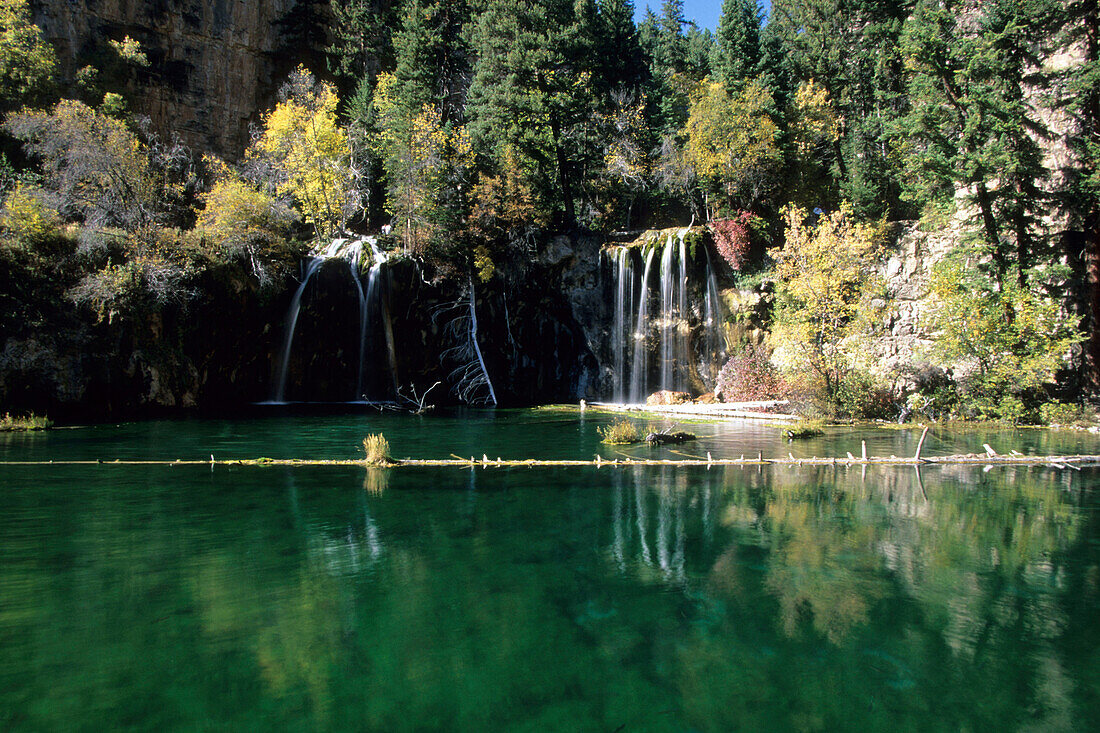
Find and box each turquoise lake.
[2,409,1099,730]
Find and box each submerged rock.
[645,431,696,445]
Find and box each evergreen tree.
[639,0,690,136]
[373,0,473,251]
[896,0,1052,286]
[328,0,400,83]
[465,0,598,227]
[391,0,470,123]
[770,0,912,218]
[714,0,762,91]
[596,0,647,93]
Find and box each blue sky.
[634,1,772,31]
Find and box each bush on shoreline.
[0,412,52,431]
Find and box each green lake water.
[2,409,1100,730]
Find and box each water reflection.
[0,463,1097,730]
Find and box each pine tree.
[596,0,647,93]
[714,0,762,91]
[465,0,598,227]
[391,0,470,124]
[1052,0,1100,382]
[896,0,1053,286]
[769,0,912,218]
[328,0,400,83]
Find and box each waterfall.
[610,247,633,403]
[272,256,326,403]
[658,236,675,392]
[270,236,393,403]
[678,233,689,393]
[609,229,726,403]
[341,239,369,400]
[704,247,724,386]
[630,245,658,403]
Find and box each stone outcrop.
[866,220,958,382]
[30,0,323,158]
[645,390,691,406]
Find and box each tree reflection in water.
[0,463,1097,730]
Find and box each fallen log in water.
[3,453,1100,469]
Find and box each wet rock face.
[31,0,315,157]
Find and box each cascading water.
[272,256,326,403]
[630,245,658,403]
[270,236,394,403]
[611,248,633,403]
[658,236,675,392]
[607,230,726,403]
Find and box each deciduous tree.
[770,203,885,414]
[0,0,57,112]
[252,68,357,241]
[684,79,781,215]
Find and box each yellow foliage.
[198,163,296,286]
[0,0,57,105]
[473,244,495,283]
[200,177,286,244]
[108,35,149,66]
[371,73,472,252]
[7,99,169,230]
[770,204,885,408]
[253,67,353,240]
[685,79,781,207]
[470,145,546,240]
[789,80,840,156]
[0,184,58,246]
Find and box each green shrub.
[0,412,52,431]
[835,369,897,421]
[783,419,824,439]
[598,419,642,445]
[930,257,1081,422]
[1039,401,1083,427]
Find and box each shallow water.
[2,411,1099,731]
[2,406,1098,463]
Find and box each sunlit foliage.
[199,160,298,289]
[0,183,59,249]
[371,71,472,254]
[0,0,57,110]
[684,79,781,215]
[929,257,1081,421]
[252,68,356,241]
[770,204,885,415]
[5,99,174,231]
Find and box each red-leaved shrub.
[708,211,753,270]
[715,345,783,402]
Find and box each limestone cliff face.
[30,0,320,157]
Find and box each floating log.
[3,454,1100,469]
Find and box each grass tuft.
[598,419,643,445]
[363,433,395,465]
[783,419,824,440]
[0,412,53,432]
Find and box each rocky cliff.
[30,0,326,157]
